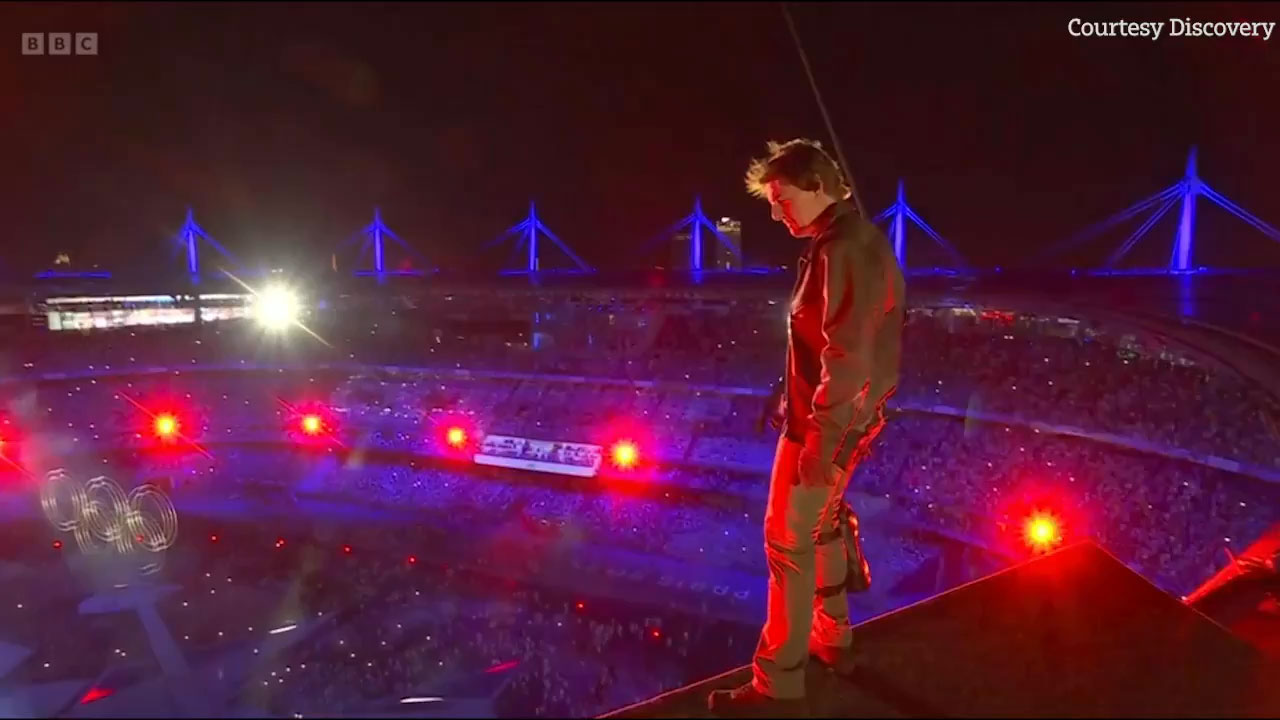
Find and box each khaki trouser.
[751,426,880,699]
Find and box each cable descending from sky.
[781,2,866,218]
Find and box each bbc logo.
[21,33,98,55]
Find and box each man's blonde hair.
[744,138,851,201]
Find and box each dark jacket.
[781,200,905,470]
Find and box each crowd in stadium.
[2,294,1279,716]
[860,413,1278,596]
[8,301,1280,473]
[158,518,756,718]
[0,511,754,718]
[14,359,1277,600]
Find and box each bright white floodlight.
[255,284,301,331]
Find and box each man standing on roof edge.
[712,138,905,717]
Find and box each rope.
[781,2,865,218]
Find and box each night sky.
[4,1,1280,278]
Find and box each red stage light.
[994,484,1086,558]
[280,401,337,446]
[446,426,467,448]
[1023,511,1063,553]
[575,602,584,610]
[275,538,286,549]
[301,414,323,435]
[651,629,661,639]
[53,540,63,550]
[342,544,352,554]
[407,555,417,565]
[433,416,479,455]
[153,414,179,440]
[611,440,639,469]
[210,534,219,543]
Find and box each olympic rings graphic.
[41,469,178,574]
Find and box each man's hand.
[757,379,786,434]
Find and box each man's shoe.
[809,639,856,677]
[707,682,806,718]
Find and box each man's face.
[765,180,831,238]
